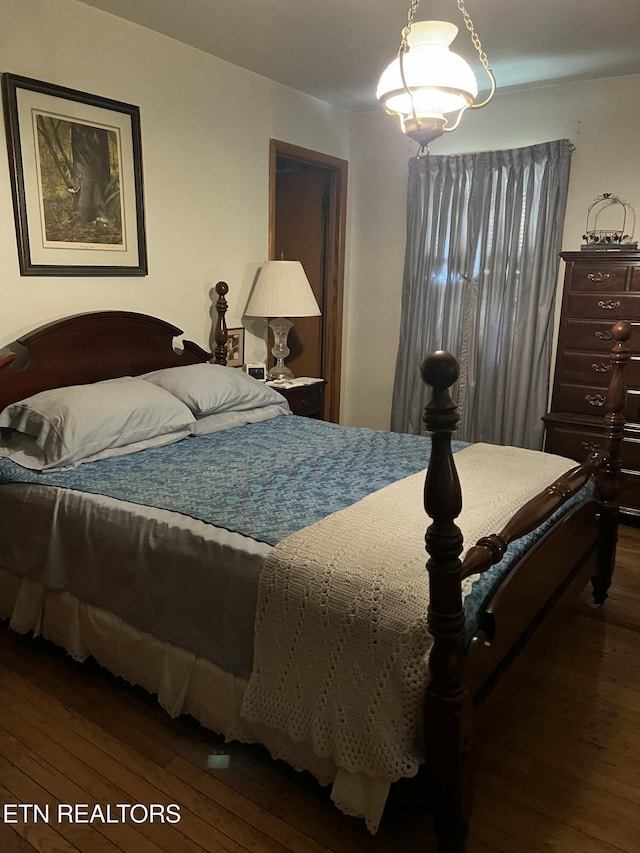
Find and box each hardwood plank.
[0,780,79,853]
[481,743,640,847]
[0,760,99,853]
[489,707,640,798]
[0,708,184,853]
[0,641,393,853]
[0,658,374,853]
[0,667,322,853]
[471,790,624,853]
[0,687,251,853]
[0,817,43,853]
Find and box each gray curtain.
[391,139,572,450]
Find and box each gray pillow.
[0,376,194,470]
[143,363,288,417]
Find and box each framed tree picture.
[2,74,148,276]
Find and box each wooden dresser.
[543,250,640,519]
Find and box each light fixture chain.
[456,0,490,73]
[399,0,421,53]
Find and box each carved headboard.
[0,282,230,411]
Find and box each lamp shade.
[377,21,479,145]
[245,260,321,318]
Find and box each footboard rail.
[460,452,604,579]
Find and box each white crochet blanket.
[240,443,576,826]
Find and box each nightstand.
[268,379,325,418]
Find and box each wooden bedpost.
[420,351,472,853]
[592,319,632,604]
[213,281,230,366]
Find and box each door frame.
[269,139,347,423]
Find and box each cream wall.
[0,0,353,365]
[3,2,638,433]
[346,75,640,429]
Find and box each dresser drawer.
[557,352,640,387]
[545,422,640,466]
[554,384,640,420]
[568,265,633,292]
[545,423,603,461]
[562,319,640,353]
[565,292,640,320]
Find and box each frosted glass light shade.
[377,21,479,145]
[244,260,321,318]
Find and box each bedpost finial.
[420,351,459,391]
[215,281,229,298]
[612,319,632,343]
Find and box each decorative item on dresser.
[544,251,640,518]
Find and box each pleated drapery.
[391,139,572,450]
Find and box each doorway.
[269,140,347,423]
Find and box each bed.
[0,282,632,853]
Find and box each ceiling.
[76,0,640,112]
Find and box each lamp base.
[268,317,295,380]
[268,364,295,380]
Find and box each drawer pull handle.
[585,394,606,407]
[597,299,620,310]
[592,362,613,373]
[581,440,602,454]
[595,330,613,340]
[588,273,610,283]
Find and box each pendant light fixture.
[377,0,496,151]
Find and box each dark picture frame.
[2,74,147,276]
[226,327,245,368]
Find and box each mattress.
[0,416,459,676]
[0,418,590,678]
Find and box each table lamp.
[244,260,321,380]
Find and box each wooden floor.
[0,526,637,852]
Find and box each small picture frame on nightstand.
[226,328,244,368]
[244,363,267,381]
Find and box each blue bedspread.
[0,416,593,639]
[0,414,593,642]
[0,416,466,546]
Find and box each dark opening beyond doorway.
[269,140,347,423]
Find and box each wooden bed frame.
[0,286,632,853]
[0,282,231,409]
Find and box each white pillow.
[0,376,194,470]
[143,363,289,417]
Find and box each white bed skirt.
[0,569,391,832]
